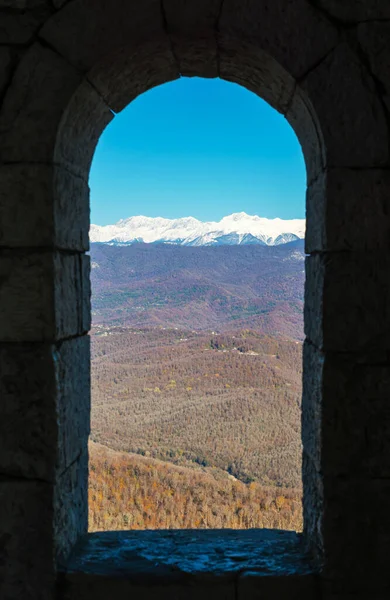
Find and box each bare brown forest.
[89,243,304,531]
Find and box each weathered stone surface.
[321,476,390,583]
[0,251,89,342]
[219,0,338,80]
[54,79,113,179]
[286,86,325,185]
[55,450,88,563]
[302,452,323,561]
[61,530,315,600]
[0,479,55,600]
[238,572,320,599]
[0,342,57,480]
[0,43,81,164]
[54,252,91,340]
[358,22,390,113]
[55,336,90,478]
[302,43,389,168]
[40,0,165,72]
[0,336,89,482]
[87,40,179,114]
[305,252,390,353]
[306,168,390,252]
[303,342,390,478]
[316,0,390,22]
[0,251,54,342]
[0,164,89,250]
[163,0,221,77]
[0,3,52,44]
[0,46,13,99]
[219,38,295,114]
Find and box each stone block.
[238,572,320,599]
[0,251,54,342]
[0,46,13,99]
[302,452,323,561]
[218,37,295,114]
[303,343,390,478]
[54,79,113,180]
[40,0,165,72]
[55,336,90,478]
[87,40,179,114]
[219,0,338,80]
[358,22,390,113]
[0,3,52,44]
[54,450,88,563]
[0,342,57,481]
[0,479,55,600]
[54,252,91,340]
[170,36,218,78]
[321,476,390,583]
[302,43,389,168]
[62,574,235,600]
[0,250,90,342]
[316,0,390,22]
[286,87,325,185]
[0,43,81,164]
[305,252,390,354]
[306,168,390,253]
[163,0,221,77]
[0,164,89,251]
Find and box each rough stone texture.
[40,0,166,72]
[0,342,57,480]
[305,252,390,354]
[286,87,325,185]
[61,530,317,600]
[0,43,81,164]
[303,342,390,478]
[54,450,88,563]
[1,0,390,597]
[218,39,295,115]
[54,80,113,179]
[54,252,91,340]
[0,479,55,600]
[302,42,389,168]
[315,0,390,23]
[0,336,89,482]
[306,168,390,252]
[163,0,221,77]
[0,46,13,99]
[238,572,320,600]
[87,41,179,114]
[55,336,90,479]
[0,3,52,44]
[0,251,89,342]
[219,0,339,80]
[358,21,390,113]
[0,164,89,250]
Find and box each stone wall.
[0,1,390,599]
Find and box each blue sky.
[90,78,306,226]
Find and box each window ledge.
[59,529,320,599]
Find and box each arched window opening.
[88,77,306,532]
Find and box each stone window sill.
[59,529,319,599]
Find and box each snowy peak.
[90,213,305,247]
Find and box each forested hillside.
[89,442,302,532]
[90,243,304,531]
[90,241,305,339]
[91,327,302,489]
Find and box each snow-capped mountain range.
[90,212,305,247]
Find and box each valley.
[89,241,304,532]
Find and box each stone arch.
[1,1,390,598]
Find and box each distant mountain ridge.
[90,212,305,247]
